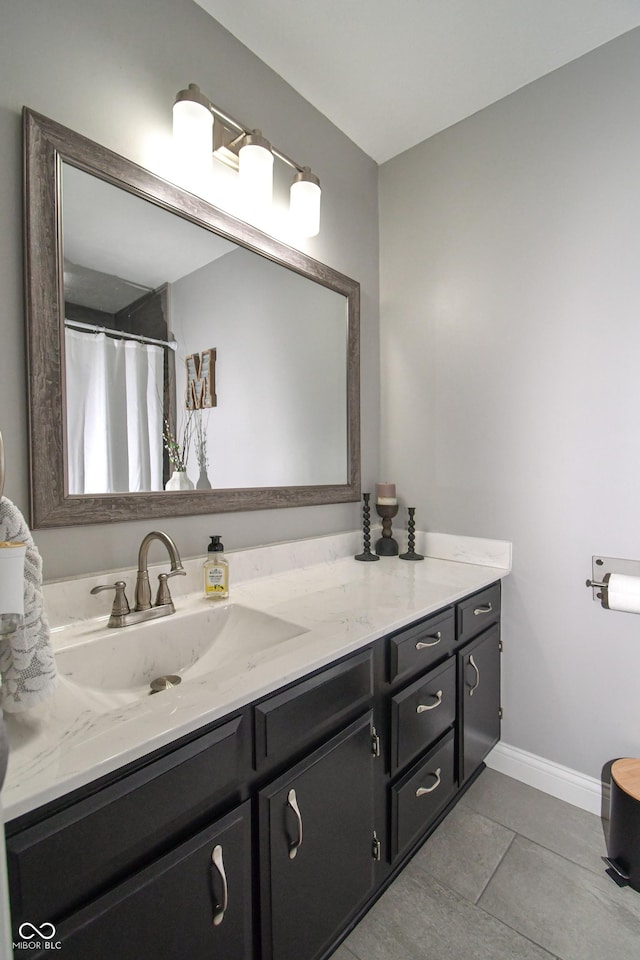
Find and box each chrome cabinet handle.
[211,844,228,926]
[473,603,493,616]
[416,768,441,796]
[416,690,443,713]
[287,788,303,860]
[467,654,480,696]
[416,631,441,650]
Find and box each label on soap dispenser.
[205,564,228,596]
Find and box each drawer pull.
[416,631,442,650]
[473,603,493,616]
[416,768,441,796]
[467,654,480,696]
[287,788,303,860]
[416,690,443,713]
[211,844,228,926]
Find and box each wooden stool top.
[612,758,640,802]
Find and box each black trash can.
[608,758,640,891]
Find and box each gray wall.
[379,28,640,781]
[171,248,348,487]
[0,0,379,579]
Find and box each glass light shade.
[290,173,321,238]
[173,96,213,172]
[238,131,274,213]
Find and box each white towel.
[0,497,57,712]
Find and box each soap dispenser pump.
[203,535,229,600]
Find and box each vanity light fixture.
[172,83,213,173]
[173,83,321,237]
[290,166,321,240]
[238,128,274,213]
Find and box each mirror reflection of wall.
[61,163,349,495]
[172,248,348,489]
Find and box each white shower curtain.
[65,329,164,494]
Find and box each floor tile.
[479,834,640,960]
[328,944,358,960]
[344,868,556,960]
[405,803,515,903]
[460,768,608,876]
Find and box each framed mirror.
[23,109,360,527]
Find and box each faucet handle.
[155,569,186,607]
[91,581,131,619]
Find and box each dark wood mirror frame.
[23,108,360,528]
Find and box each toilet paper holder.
[586,556,640,600]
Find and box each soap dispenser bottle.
[203,535,229,600]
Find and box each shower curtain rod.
[64,319,177,351]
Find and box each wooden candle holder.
[375,502,399,556]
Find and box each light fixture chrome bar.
[206,100,248,137]
[176,84,315,177]
[207,100,306,173]
[271,146,303,174]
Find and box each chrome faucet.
[134,531,185,610]
[91,531,186,628]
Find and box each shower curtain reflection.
[65,329,164,494]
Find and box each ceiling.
[62,164,237,311]
[195,0,640,164]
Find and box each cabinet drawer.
[20,801,253,960]
[7,714,245,926]
[388,608,455,684]
[390,730,455,859]
[390,658,456,774]
[254,649,373,769]
[456,582,500,646]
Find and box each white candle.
[0,542,26,616]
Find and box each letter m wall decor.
[185,348,217,410]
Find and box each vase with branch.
[163,411,195,490]
[194,409,211,489]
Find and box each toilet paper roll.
[0,541,26,616]
[605,573,640,614]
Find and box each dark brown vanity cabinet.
[458,623,501,783]
[6,716,253,960]
[386,608,458,863]
[5,581,502,960]
[384,583,501,866]
[259,713,376,960]
[455,581,502,784]
[32,803,253,960]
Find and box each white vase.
[196,465,212,490]
[165,470,194,491]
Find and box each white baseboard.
[485,742,609,818]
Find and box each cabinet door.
[259,712,375,960]
[458,624,501,783]
[8,714,245,928]
[26,802,252,960]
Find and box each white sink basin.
[55,603,308,695]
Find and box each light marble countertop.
[2,531,511,823]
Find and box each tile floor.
[331,769,640,960]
